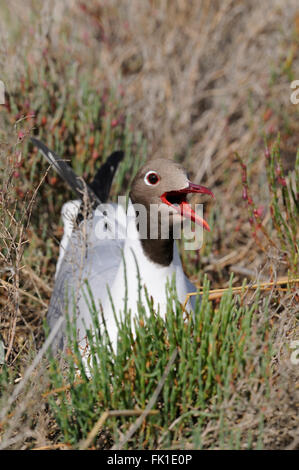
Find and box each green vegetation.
[47,277,273,449]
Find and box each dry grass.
[0,0,298,449]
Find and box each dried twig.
[0,279,48,308]
[183,277,299,311]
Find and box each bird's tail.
[31,137,124,205]
[89,150,124,202]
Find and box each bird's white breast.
[57,200,191,354]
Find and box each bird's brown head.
[130,158,214,232]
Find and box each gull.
[31,138,214,357]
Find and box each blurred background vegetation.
[0,0,298,450]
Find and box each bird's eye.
[144,171,160,186]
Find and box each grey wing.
[47,259,72,351]
[47,214,124,352]
[172,242,199,311]
[184,275,198,310]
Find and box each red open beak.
[160,182,214,231]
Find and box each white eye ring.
[144,170,160,186]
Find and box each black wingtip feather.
[31,137,124,205]
[89,150,124,202]
[31,137,100,205]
